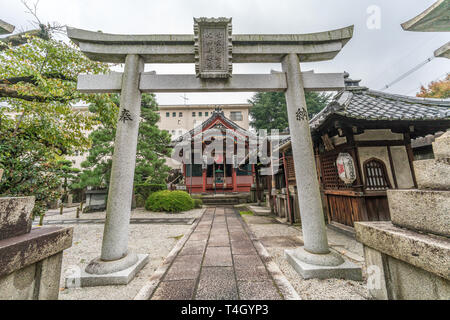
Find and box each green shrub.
[193,198,203,208]
[145,190,194,213]
[135,183,166,201]
[135,194,146,208]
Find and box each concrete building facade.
[156,104,251,140]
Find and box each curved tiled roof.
[174,109,255,144]
[273,88,450,150]
[310,88,450,131]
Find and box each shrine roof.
[310,87,450,131]
[273,88,450,150]
[174,110,256,144]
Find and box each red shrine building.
[173,110,254,194]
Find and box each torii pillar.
[283,53,361,279]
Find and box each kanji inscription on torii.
[194,17,232,79]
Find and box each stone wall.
[356,131,450,300]
[0,196,73,300]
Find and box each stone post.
[282,53,361,280]
[83,54,149,280]
[282,53,328,253]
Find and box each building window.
[172,112,176,117]
[166,112,170,117]
[178,130,183,135]
[179,112,183,117]
[199,111,202,117]
[185,164,203,177]
[230,111,243,121]
[171,130,175,135]
[192,112,196,117]
[205,112,209,117]
[363,158,392,190]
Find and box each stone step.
[414,159,450,190]
[248,205,271,216]
[387,189,450,237]
[202,198,240,205]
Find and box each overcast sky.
[1,0,449,105]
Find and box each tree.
[248,91,331,131]
[56,159,81,202]
[0,17,113,218]
[135,94,173,184]
[76,93,172,191]
[417,74,450,99]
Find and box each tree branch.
[0,84,73,103]
[0,73,76,85]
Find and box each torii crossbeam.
[66,18,361,289]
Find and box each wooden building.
[267,83,450,231]
[175,110,254,194]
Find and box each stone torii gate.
[67,18,361,286]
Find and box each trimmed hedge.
[135,183,166,202]
[193,198,203,208]
[145,190,194,213]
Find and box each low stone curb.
[34,218,195,226]
[134,208,206,300]
[235,210,301,300]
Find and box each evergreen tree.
[249,91,331,131]
[76,93,172,190]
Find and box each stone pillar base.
[285,247,362,281]
[65,253,148,287]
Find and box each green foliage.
[77,93,172,190]
[193,198,203,208]
[56,159,81,201]
[248,91,331,131]
[145,190,194,213]
[239,210,254,216]
[135,182,167,202]
[0,131,61,217]
[0,33,113,218]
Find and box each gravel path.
[241,214,371,300]
[56,208,205,300]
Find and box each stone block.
[362,245,450,300]
[414,159,450,190]
[36,252,64,300]
[388,189,450,237]
[363,246,389,300]
[196,267,238,300]
[0,196,35,240]
[237,280,282,300]
[0,226,73,278]
[0,263,36,300]
[203,246,232,267]
[355,221,450,280]
[0,250,68,300]
[432,131,450,160]
[386,255,450,300]
[152,280,195,300]
[65,253,148,287]
[284,248,362,281]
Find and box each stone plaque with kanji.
[194,17,232,79]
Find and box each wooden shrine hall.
[265,79,450,231]
[174,109,254,194]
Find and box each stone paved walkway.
[148,206,289,300]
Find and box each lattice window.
[285,156,296,181]
[320,152,354,190]
[363,158,391,190]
